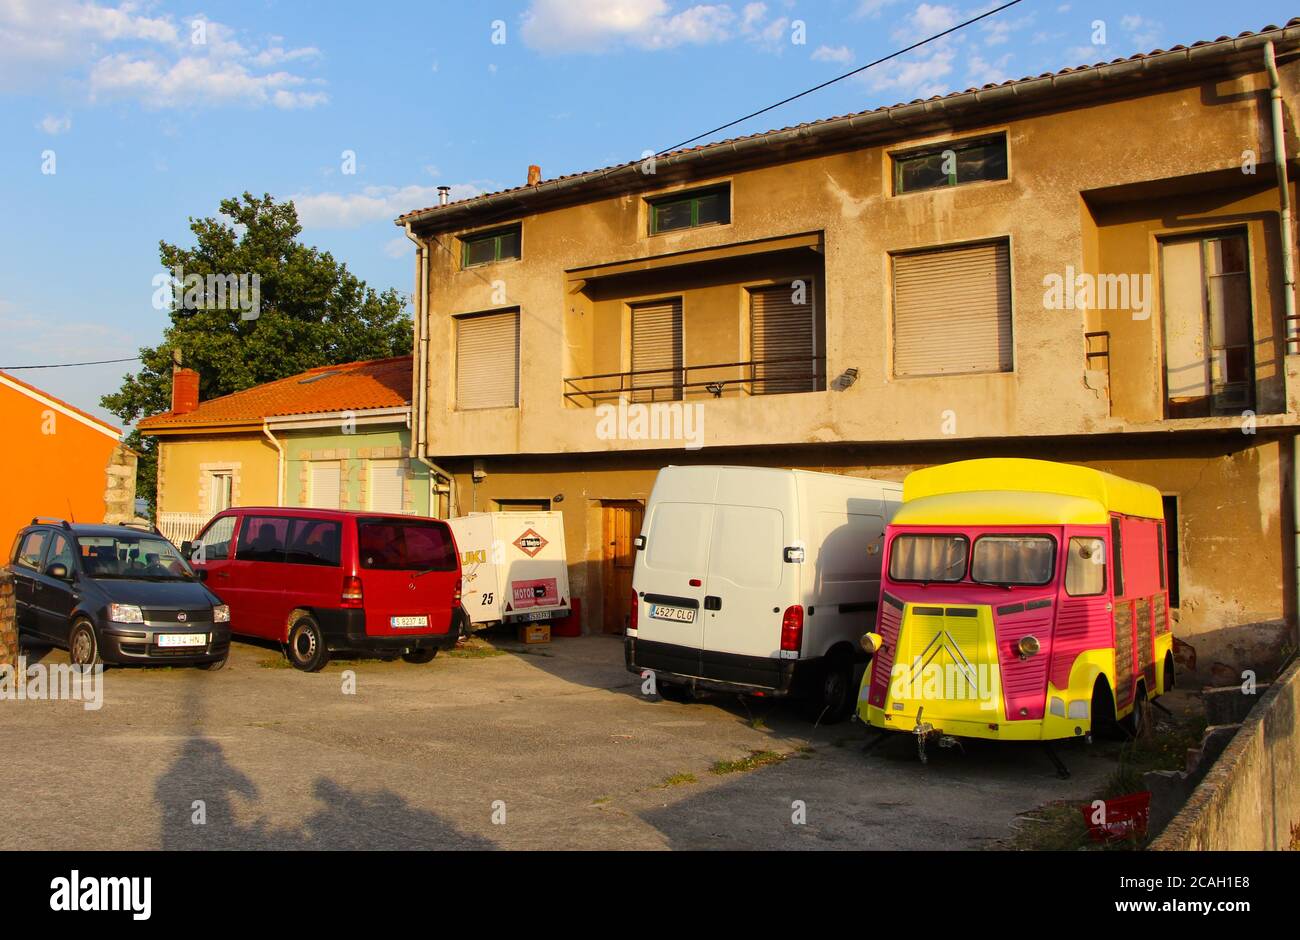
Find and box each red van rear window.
[358,520,456,572]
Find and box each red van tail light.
[780,605,804,653]
[629,590,639,632]
[342,575,364,608]
[453,578,463,606]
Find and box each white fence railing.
[158,512,211,546]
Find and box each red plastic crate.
[1081,791,1150,843]
[551,598,582,637]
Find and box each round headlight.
[1017,635,1041,658]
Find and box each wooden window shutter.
[310,463,341,510]
[750,284,816,394]
[456,310,520,410]
[368,459,405,514]
[892,241,1012,377]
[630,298,682,402]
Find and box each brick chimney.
[172,368,200,415]
[527,164,542,186]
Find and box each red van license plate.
[390,616,429,628]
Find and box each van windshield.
[971,535,1057,586]
[77,535,194,581]
[888,534,968,582]
[358,520,456,572]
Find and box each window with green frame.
[648,185,730,234]
[892,136,1007,195]
[461,225,522,267]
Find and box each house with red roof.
[137,356,451,544]
[0,370,135,552]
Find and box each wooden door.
[602,501,644,635]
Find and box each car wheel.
[1090,678,1121,740]
[68,620,102,669]
[1122,683,1152,739]
[286,615,330,672]
[401,648,437,664]
[810,654,854,724]
[198,651,229,671]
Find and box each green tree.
[102,193,413,513]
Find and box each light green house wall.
[281,425,433,517]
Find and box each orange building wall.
[0,377,122,555]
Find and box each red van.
[185,508,463,671]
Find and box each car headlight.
[108,603,144,624]
[212,604,230,623]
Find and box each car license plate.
[157,633,207,648]
[391,615,428,628]
[650,604,695,624]
[524,610,550,622]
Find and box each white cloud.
[1120,14,1161,48]
[384,236,412,259]
[0,1,326,110]
[292,183,487,229]
[521,0,735,53]
[967,52,1012,86]
[865,44,956,98]
[812,45,854,65]
[37,114,72,134]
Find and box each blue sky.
[0,0,1291,425]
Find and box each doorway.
[601,500,644,635]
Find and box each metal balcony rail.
[563,355,827,406]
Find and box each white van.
[626,466,901,722]
[447,512,571,629]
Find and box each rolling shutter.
[310,463,341,510]
[630,298,682,402]
[456,310,520,410]
[369,460,405,514]
[892,241,1012,376]
[750,284,816,394]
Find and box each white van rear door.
[702,504,787,659]
[634,500,712,650]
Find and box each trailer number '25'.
[650,604,696,623]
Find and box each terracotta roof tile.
[396,19,1298,225]
[137,355,411,431]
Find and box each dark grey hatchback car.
[7,519,232,668]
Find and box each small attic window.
[299,371,340,384]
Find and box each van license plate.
[524,611,550,622]
[649,604,695,624]
[157,633,207,648]
[391,616,428,628]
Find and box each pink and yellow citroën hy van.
[857,458,1173,749]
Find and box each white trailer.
[627,465,901,722]
[447,511,572,629]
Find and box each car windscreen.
[888,534,969,582]
[971,535,1057,586]
[77,535,194,580]
[358,520,456,572]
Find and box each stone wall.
[0,571,16,670]
[102,443,139,525]
[1151,657,1300,850]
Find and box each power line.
[1,356,142,371]
[658,0,1025,155]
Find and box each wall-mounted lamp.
[832,367,859,391]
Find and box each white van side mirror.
[783,546,805,563]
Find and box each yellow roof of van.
[897,458,1164,526]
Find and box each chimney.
[437,185,451,206]
[172,368,200,415]
[527,164,542,187]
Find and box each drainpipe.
[1266,41,1298,356]
[262,421,284,506]
[404,223,458,517]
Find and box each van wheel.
[68,620,102,668]
[810,655,854,724]
[1090,678,1120,740]
[658,680,694,703]
[1162,652,1175,695]
[1123,683,1152,739]
[286,615,330,672]
[402,648,437,664]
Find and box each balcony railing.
[563,356,827,407]
[158,511,212,546]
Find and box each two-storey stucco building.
[397,21,1300,676]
